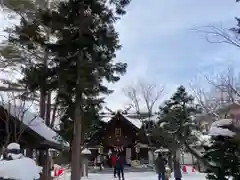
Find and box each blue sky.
[0,1,240,111]
[105,0,240,111]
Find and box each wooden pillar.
[26,148,33,158]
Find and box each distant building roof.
[100,113,159,129]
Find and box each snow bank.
[0,157,41,180]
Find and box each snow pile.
[0,157,41,180]
[209,119,236,137]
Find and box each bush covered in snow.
[203,119,240,180]
[0,143,41,180]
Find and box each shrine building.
[88,111,158,166]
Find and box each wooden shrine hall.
[87,111,157,166]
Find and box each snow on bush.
[209,126,235,137]
[209,119,236,137]
[0,157,41,180]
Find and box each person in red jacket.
[112,153,117,177]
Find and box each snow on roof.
[141,114,159,122]
[81,148,91,155]
[124,116,142,129]
[101,114,142,129]
[101,113,160,129]
[0,102,69,148]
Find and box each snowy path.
[60,172,206,180]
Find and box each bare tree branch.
[139,82,164,116]
[194,24,240,48]
[123,81,164,117]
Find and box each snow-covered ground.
[59,172,207,180]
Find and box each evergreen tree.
[156,86,199,172]
[22,0,130,179]
[203,136,240,180]
[0,1,61,179]
[158,85,198,144]
[1,0,131,179]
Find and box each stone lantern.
[81,148,91,177]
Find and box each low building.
[0,102,69,159]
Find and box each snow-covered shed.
[0,102,69,151]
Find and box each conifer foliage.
[158,85,199,144]
[1,0,131,180]
[203,136,240,180]
[156,86,199,173]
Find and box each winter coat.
[116,156,124,169]
[173,161,182,178]
[155,156,167,174]
[112,155,117,166]
[96,155,101,163]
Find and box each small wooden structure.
[0,102,68,154]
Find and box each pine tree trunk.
[71,106,82,180]
[39,0,51,176]
[71,53,83,180]
[40,28,50,180]
[39,87,47,180]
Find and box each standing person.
[112,153,117,177]
[96,153,102,171]
[116,154,124,180]
[100,154,105,169]
[155,153,167,180]
[173,160,182,180]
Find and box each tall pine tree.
[157,86,199,173]
[1,0,131,179]
[29,0,131,179]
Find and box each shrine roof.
[101,113,159,129]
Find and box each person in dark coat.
[155,153,167,180]
[173,160,182,180]
[116,154,124,180]
[112,153,117,177]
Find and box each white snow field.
[59,172,207,180]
